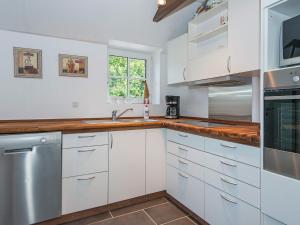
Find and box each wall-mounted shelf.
[190,0,228,25]
[189,24,228,43]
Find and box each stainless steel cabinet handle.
[110,133,113,149]
[78,135,96,139]
[227,56,231,73]
[264,95,300,100]
[77,176,95,181]
[3,148,33,155]
[220,177,238,186]
[183,67,186,81]
[78,149,96,153]
[178,160,188,165]
[220,194,238,204]
[178,147,189,152]
[220,160,237,167]
[178,172,189,179]
[178,134,188,138]
[220,143,237,149]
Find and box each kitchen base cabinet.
[146,129,166,195]
[62,172,108,215]
[63,145,108,178]
[109,130,146,204]
[205,184,260,225]
[167,165,204,218]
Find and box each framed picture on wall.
[59,54,88,77]
[14,47,43,78]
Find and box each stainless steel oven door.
[264,91,300,180]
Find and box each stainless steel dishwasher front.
[0,132,62,225]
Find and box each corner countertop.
[0,117,260,147]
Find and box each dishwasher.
[0,132,62,225]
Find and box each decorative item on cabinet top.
[59,54,88,77]
[14,47,43,78]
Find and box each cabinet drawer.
[205,168,260,208]
[167,141,205,165]
[167,130,204,150]
[167,153,204,181]
[205,138,260,167]
[205,153,260,188]
[167,165,204,218]
[62,172,108,215]
[205,184,260,225]
[63,145,108,178]
[63,132,108,149]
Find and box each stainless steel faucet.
[112,108,134,121]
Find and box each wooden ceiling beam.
[153,0,197,22]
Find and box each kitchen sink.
[82,119,158,124]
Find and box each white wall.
[160,53,209,118]
[0,30,166,120]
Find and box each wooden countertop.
[0,118,260,147]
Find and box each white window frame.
[108,48,152,104]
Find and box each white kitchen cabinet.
[63,132,108,149]
[167,165,205,218]
[204,168,260,208]
[62,132,109,215]
[228,0,260,74]
[205,184,260,225]
[146,129,166,194]
[205,152,261,188]
[167,153,204,181]
[261,170,300,225]
[63,145,108,178]
[62,172,108,215]
[167,33,188,84]
[188,48,229,81]
[205,137,261,167]
[167,129,204,151]
[109,130,146,203]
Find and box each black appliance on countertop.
[165,96,180,119]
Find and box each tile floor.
[62,198,200,225]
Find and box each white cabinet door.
[146,129,166,194]
[63,145,108,178]
[262,170,300,225]
[228,0,260,74]
[167,33,188,84]
[167,165,205,218]
[62,172,108,215]
[205,184,260,225]
[109,130,146,203]
[188,47,229,81]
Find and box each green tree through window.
[109,55,146,99]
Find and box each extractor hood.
[187,70,259,87]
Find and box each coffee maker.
[165,96,180,119]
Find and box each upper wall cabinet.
[167,33,188,85]
[228,0,260,74]
[186,0,260,82]
[188,1,229,81]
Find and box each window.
[108,54,147,101]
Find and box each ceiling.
[0,0,200,48]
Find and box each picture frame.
[14,47,43,78]
[59,54,88,77]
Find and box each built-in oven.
[264,66,300,180]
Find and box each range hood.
[187,70,259,87]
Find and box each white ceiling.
[0,0,200,47]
